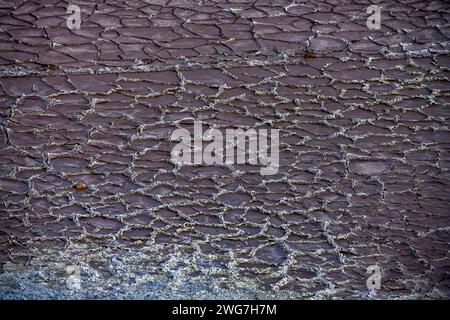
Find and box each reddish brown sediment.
[0,0,449,299]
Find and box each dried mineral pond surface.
[0,0,449,299]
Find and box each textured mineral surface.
[0,0,449,299]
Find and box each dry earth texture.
[0,0,449,299]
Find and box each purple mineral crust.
[0,0,449,299]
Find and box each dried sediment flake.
[0,0,449,299]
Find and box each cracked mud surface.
[0,0,449,299]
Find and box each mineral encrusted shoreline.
[1,0,449,299]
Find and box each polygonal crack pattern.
[0,0,449,299]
